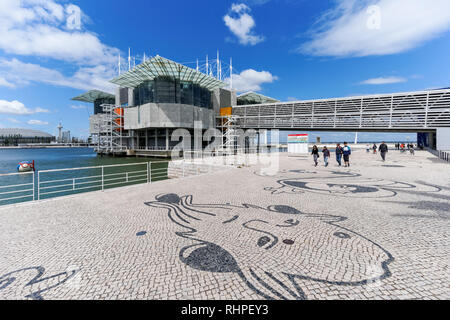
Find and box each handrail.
[0,171,34,177]
[0,158,223,206]
[38,162,149,174]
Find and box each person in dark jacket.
[343,142,352,167]
[322,146,331,167]
[379,142,388,161]
[312,145,320,167]
[336,144,344,167]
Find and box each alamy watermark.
[168,121,281,176]
[66,4,82,30]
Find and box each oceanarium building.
[73,55,450,156]
[73,55,241,157]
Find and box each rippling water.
[0,148,168,206]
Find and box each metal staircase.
[94,104,129,154]
[217,114,240,156]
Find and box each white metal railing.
[0,172,35,204]
[0,157,240,207]
[0,161,181,206]
[37,162,156,200]
[233,88,450,130]
[135,146,174,151]
[183,147,286,160]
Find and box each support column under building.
[260,130,268,146]
[166,129,169,151]
[136,131,139,149]
[145,129,148,150]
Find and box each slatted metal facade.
[232,89,450,131]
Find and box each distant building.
[57,122,63,143]
[0,128,55,146]
[62,131,71,143]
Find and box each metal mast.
[230,57,233,90]
[118,53,121,75]
[217,50,219,80]
[128,48,131,71]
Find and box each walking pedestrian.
[366,144,370,153]
[400,143,406,153]
[323,146,331,167]
[409,144,415,155]
[336,143,344,167]
[343,142,352,167]
[312,145,320,167]
[379,142,388,162]
[372,144,378,154]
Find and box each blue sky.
[1,0,450,141]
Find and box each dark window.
[180,81,193,105]
[132,77,212,109]
[94,97,115,114]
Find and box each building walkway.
[0,150,449,300]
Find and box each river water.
[0,148,168,206]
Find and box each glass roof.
[110,55,227,91]
[237,91,280,104]
[71,90,115,103]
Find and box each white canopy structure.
[110,55,227,90]
[71,90,115,103]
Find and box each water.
[0,148,169,206]
[0,148,161,173]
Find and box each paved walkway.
[0,150,449,300]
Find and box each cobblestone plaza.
[0,150,449,300]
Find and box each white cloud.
[27,119,49,125]
[70,105,86,110]
[0,0,119,94]
[0,58,116,93]
[7,118,21,124]
[300,0,450,57]
[224,3,265,45]
[0,77,15,88]
[225,69,278,92]
[0,99,50,115]
[360,76,407,85]
[0,0,118,65]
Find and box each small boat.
[17,161,35,173]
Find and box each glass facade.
[133,76,212,109]
[237,99,262,106]
[94,97,116,114]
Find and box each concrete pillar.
[115,87,121,106]
[136,131,140,149]
[166,129,169,151]
[437,128,450,150]
[145,129,148,150]
[260,130,268,146]
[130,131,135,149]
[128,88,134,107]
